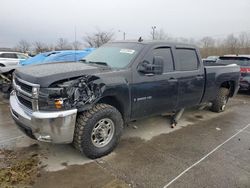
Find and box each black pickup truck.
[10,41,240,158]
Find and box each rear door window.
[0,53,18,59]
[175,49,199,71]
[153,47,174,72]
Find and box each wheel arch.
[97,96,126,120]
[220,80,235,97]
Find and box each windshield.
[82,43,144,68]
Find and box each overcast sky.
[1,0,250,47]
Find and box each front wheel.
[211,87,230,113]
[73,104,123,159]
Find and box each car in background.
[206,56,219,61]
[203,58,216,65]
[202,56,219,65]
[0,49,95,97]
[216,55,250,91]
[0,52,29,67]
[20,48,95,66]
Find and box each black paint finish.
[14,41,241,122]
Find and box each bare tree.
[239,32,250,53]
[199,37,216,57]
[224,34,239,54]
[150,28,170,40]
[239,32,248,48]
[55,38,72,50]
[33,41,50,53]
[200,37,215,48]
[16,40,30,53]
[177,37,189,43]
[83,30,114,48]
[72,40,82,50]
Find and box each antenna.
[74,25,77,62]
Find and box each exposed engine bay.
[39,75,105,110]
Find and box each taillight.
[240,68,250,73]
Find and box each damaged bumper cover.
[10,91,77,143]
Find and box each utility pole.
[74,26,77,50]
[123,32,126,40]
[118,30,126,40]
[74,26,77,61]
[152,26,156,40]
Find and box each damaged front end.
[10,75,106,143]
[38,75,105,111]
[0,71,13,96]
[0,66,18,96]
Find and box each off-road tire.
[211,87,230,113]
[73,103,123,159]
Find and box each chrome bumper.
[9,92,77,143]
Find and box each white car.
[0,52,29,67]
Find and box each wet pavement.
[0,92,250,187]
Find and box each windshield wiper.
[88,61,110,67]
[89,61,109,66]
[80,59,110,67]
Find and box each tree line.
[14,29,115,54]
[150,29,250,58]
[14,29,250,58]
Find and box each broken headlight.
[38,87,69,111]
[38,77,103,111]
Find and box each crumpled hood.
[15,62,106,87]
[0,65,20,74]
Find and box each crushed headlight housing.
[37,76,104,111]
[38,87,68,111]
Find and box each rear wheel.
[73,103,123,159]
[211,87,230,113]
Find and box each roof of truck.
[110,40,197,48]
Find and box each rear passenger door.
[173,48,205,109]
[131,46,178,119]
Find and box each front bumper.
[9,92,77,143]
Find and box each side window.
[175,49,199,71]
[17,54,29,59]
[153,47,174,72]
[1,53,18,59]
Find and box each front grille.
[14,75,40,111]
[17,94,33,109]
[14,77,33,93]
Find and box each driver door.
[131,46,178,119]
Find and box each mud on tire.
[73,103,123,159]
[211,87,230,113]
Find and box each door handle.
[168,78,178,82]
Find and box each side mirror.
[138,56,164,75]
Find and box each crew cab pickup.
[10,41,240,159]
